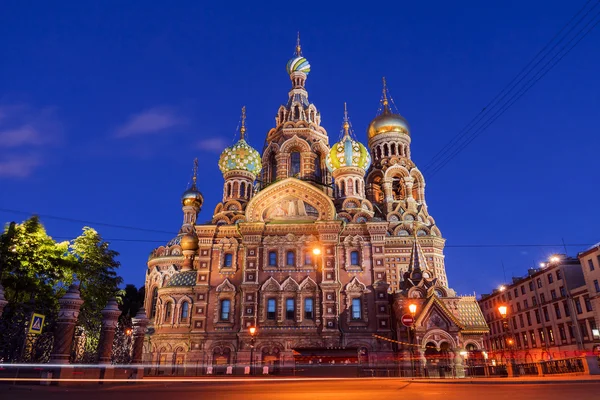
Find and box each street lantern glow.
[498,305,508,317]
[550,256,560,263]
[507,338,514,345]
[408,303,417,315]
[249,326,256,336]
[540,262,546,268]
[312,248,321,256]
[499,285,506,292]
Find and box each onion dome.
[326,103,372,173]
[286,33,311,75]
[218,106,262,177]
[180,233,198,251]
[181,158,204,207]
[367,78,410,139]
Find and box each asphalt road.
[2,379,600,400]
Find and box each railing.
[513,362,539,376]
[539,358,584,374]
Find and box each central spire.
[240,106,246,141]
[192,158,198,189]
[295,31,302,57]
[342,102,350,137]
[381,77,391,114]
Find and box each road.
[2,379,600,400]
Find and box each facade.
[142,40,487,375]
[479,255,599,364]
[578,243,600,343]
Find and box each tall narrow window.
[269,153,277,182]
[268,251,277,266]
[267,298,276,320]
[352,298,362,320]
[220,299,231,321]
[240,182,246,198]
[181,302,189,319]
[350,251,359,265]
[305,298,314,319]
[304,251,312,265]
[164,302,172,322]
[314,154,322,179]
[151,287,158,318]
[286,298,295,320]
[291,152,301,176]
[286,251,295,266]
[224,253,233,267]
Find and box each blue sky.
[1,0,599,296]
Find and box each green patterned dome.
[326,134,371,173]
[218,139,262,177]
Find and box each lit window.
[304,298,314,319]
[267,298,276,320]
[181,302,189,319]
[220,299,231,321]
[352,298,362,320]
[291,152,301,176]
[286,251,295,266]
[224,253,233,267]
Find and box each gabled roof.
[415,295,464,330]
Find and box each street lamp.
[408,303,417,376]
[497,305,515,374]
[249,326,257,375]
[550,256,560,263]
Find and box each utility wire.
[0,207,177,235]
[422,0,600,177]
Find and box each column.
[97,298,121,364]
[453,349,465,378]
[50,284,84,364]
[0,284,8,318]
[132,308,150,364]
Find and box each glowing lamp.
[498,305,508,318]
[249,326,256,336]
[408,304,417,315]
[312,248,321,256]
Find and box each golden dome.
[367,110,410,139]
[180,233,198,251]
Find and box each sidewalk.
[403,375,600,384]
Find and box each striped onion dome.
[286,56,310,75]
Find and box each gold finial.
[240,106,246,140]
[382,77,390,112]
[342,102,350,136]
[295,31,302,56]
[192,158,198,189]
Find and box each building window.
[537,278,542,288]
[584,297,593,312]
[224,253,233,267]
[554,303,561,319]
[589,259,595,271]
[532,296,537,306]
[524,299,529,309]
[529,281,534,291]
[543,307,550,322]
[350,251,359,265]
[534,309,541,324]
[290,152,301,176]
[563,301,571,317]
[514,288,518,298]
[559,286,566,297]
[522,332,528,348]
[268,251,277,266]
[575,298,583,314]
[507,292,512,300]
[568,324,575,339]
[150,287,158,318]
[551,290,557,300]
[286,298,295,320]
[547,274,554,284]
[512,316,517,330]
[269,152,277,182]
[526,312,532,326]
[519,314,524,328]
[314,153,322,179]
[304,298,314,320]
[286,251,295,266]
[267,298,276,320]
[520,286,526,295]
[220,299,231,321]
[539,328,546,344]
[530,331,536,347]
[164,302,172,322]
[517,302,521,312]
[181,302,190,319]
[540,293,546,303]
[595,280,600,293]
[548,327,555,343]
[351,298,362,320]
[556,270,562,280]
[304,251,312,265]
[559,325,567,341]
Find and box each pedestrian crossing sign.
[29,313,45,335]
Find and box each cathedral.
[143,39,488,376]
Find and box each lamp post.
[408,303,417,377]
[249,326,257,375]
[498,305,515,375]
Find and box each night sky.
[1,1,598,296]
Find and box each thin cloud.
[0,155,42,178]
[196,137,228,152]
[115,107,187,138]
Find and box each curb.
[403,378,600,385]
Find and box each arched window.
[240,182,246,198]
[181,302,189,319]
[294,105,300,120]
[220,299,231,321]
[150,287,158,318]
[267,298,276,320]
[227,183,232,197]
[164,301,172,322]
[350,251,360,265]
[224,253,233,267]
[340,181,346,197]
[286,298,295,320]
[383,143,389,157]
[290,152,301,176]
[314,153,322,179]
[354,179,359,195]
[304,298,314,319]
[269,152,277,182]
[268,251,277,266]
[351,298,362,320]
[391,143,396,155]
[286,251,295,266]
